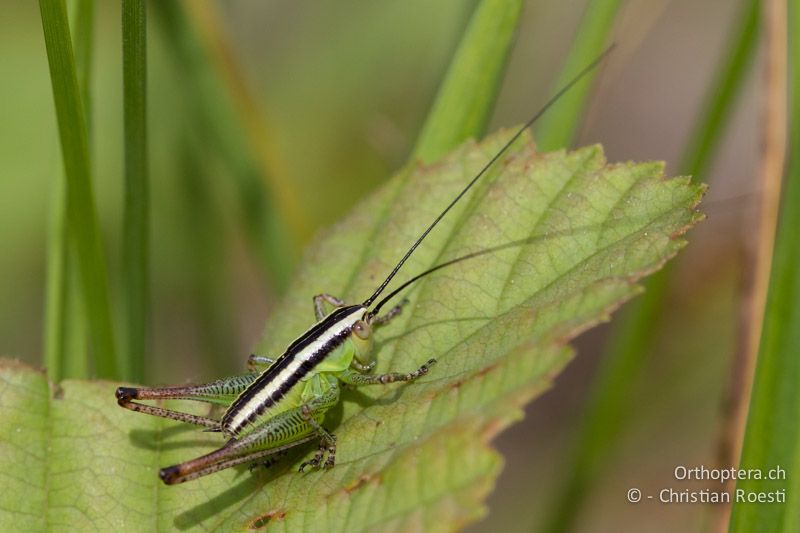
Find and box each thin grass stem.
[39,0,118,379]
[540,2,760,530]
[122,0,148,382]
[413,0,525,163]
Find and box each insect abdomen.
[221,305,365,436]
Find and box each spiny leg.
[371,297,410,327]
[161,435,318,484]
[116,373,258,428]
[339,358,437,386]
[117,393,219,429]
[298,404,337,471]
[159,384,341,484]
[313,293,345,320]
[300,439,336,472]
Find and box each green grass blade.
[151,0,301,289]
[121,0,148,382]
[680,0,760,177]
[729,5,799,530]
[541,2,760,530]
[412,0,524,163]
[39,0,118,379]
[43,0,96,383]
[60,252,88,378]
[42,0,95,381]
[64,0,93,379]
[43,177,70,381]
[71,0,94,132]
[178,136,240,377]
[534,0,622,151]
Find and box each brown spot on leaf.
[248,509,286,529]
[343,473,380,496]
[481,416,509,441]
[448,363,498,391]
[476,363,496,378]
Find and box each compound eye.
[353,320,371,340]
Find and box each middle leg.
[313,293,345,320]
[339,358,437,386]
[246,354,276,372]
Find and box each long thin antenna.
[369,223,602,315]
[363,43,616,309]
[371,243,513,316]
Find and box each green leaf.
[0,133,702,530]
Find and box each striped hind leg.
[115,373,258,429]
[159,384,340,484]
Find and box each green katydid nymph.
[115,47,615,485]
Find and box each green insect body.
[116,48,613,485]
[117,294,435,484]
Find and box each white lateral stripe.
[226,308,363,433]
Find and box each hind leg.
[159,384,341,484]
[115,373,258,429]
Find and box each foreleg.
[371,298,409,327]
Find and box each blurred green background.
[1,0,758,530]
